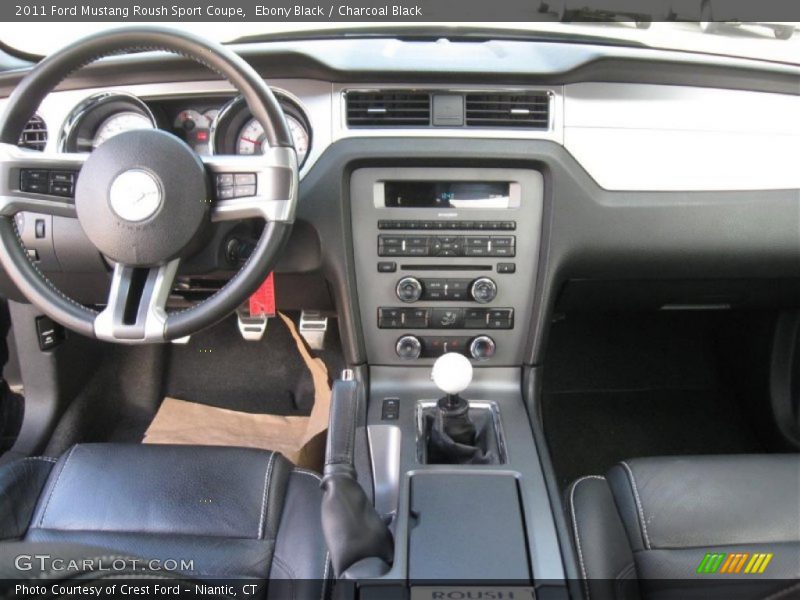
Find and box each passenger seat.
[568,455,800,600]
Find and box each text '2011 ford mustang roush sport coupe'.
[0,15,797,600]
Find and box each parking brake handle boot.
[321,371,393,578]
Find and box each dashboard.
[0,36,798,367]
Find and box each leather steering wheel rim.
[0,27,298,343]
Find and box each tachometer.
[236,115,309,166]
[93,111,154,148]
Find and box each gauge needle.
[241,137,259,144]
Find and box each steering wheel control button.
[75,129,209,266]
[21,169,79,197]
[396,276,423,303]
[109,169,163,222]
[396,335,423,360]
[216,172,257,200]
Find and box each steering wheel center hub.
[75,129,210,266]
[108,168,163,222]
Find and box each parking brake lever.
[321,370,394,578]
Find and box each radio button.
[490,246,515,257]
[396,277,424,303]
[378,235,404,247]
[470,277,498,304]
[491,236,515,247]
[496,263,516,274]
[377,261,397,273]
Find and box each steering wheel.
[0,28,297,343]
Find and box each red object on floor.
[249,272,276,317]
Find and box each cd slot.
[400,264,492,271]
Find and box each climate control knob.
[396,335,423,360]
[470,277,497,304]
[396,276,423,303]
[469,335,496,361]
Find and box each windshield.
[3,21,799,66]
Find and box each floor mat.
[164,311,342,415]
[542,312,764,490]
[543,388,763,490]
[145,313,331,470]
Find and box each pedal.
[299,310,328,350]
[236,308,268,341]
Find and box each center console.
[351,168,544,365]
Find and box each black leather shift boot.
[424,403,501,465]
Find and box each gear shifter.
[432,353,476,445]
[424,353,499,465]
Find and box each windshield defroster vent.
[465,92,550,129]
[18,114,48,151]
[346,91,431,127]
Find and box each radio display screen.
[383,181,512,209]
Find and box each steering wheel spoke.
[203,148,297,223]
[0,142,85,217]
[94,259,180,343]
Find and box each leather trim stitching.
[258,452,277,540]
[293,468,322,482]
[21,456,58,463]
[620,461,651,550]
[37,444,77,527]
[569,474,606,600]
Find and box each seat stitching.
[293,468,322,482]
[21,456,58,463]
[257,452,277,540]
[620,461,651,550]
[569,475,605,600]
[31,554,131,580]
[37,445,77,527]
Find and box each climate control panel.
[395,277,498,303]
[395,334,497,361]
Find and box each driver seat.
[0,444,329,592]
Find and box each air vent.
[465,92,550,129]
[347,91,431,127]
[18,115,48,151]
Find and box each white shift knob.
[431,353,473,395]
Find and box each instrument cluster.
[58,90,311,167]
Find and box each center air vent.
[347,91,431,127]
[18,114,48,151]
[465,92,550,129]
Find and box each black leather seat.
[0,444,329,594]
[568,454,800,600]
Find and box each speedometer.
[93,111,154,148]
[236,115,310,166]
